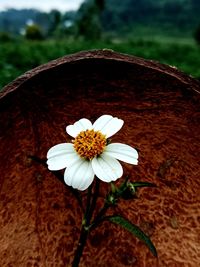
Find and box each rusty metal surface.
[0,50,200,267]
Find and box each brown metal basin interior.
[0,50,200,267]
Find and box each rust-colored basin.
[0,50,200,267]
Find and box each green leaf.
[108,215,157,257]
[130,181,156,188]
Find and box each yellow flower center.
[73,129,106,160]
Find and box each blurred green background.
[1,0,200,91]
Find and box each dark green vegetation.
[1,0,200,38]
[1,38,200,90]
[100,0,200,33]
[1,0,200,90]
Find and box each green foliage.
[0,32,13,42]
[129,181,156,188]
[48,10,62,37]
[100,0,200,34]
[0,37,200,91]
[120,181,156,199]
[0,1,200,39]
[108,215,157,257]
[76,0,103,40]
[25,24,44,40]
[194,25,200,45]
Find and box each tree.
[76,0,105,40]
[48,9,62,37]
[194,24,200,45]
[25,24,44,40]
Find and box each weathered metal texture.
[0,50,200,267]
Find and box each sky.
[0,0,85,12]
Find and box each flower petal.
[47,143,72,158]
[93,115,124,138]
[66,118,93,138]
[47,143,78,170]
[92,154,123,182]
[64,158,94,191]
[104,143,138,165]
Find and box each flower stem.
[87,179,100,222]
[72,185,92,267]
[72,224,89,267]
[89,201,110,231]
[72,179,100,267]
[84,183,93,220]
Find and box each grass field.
[0,37,200,91]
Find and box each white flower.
[47,115,138,191]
